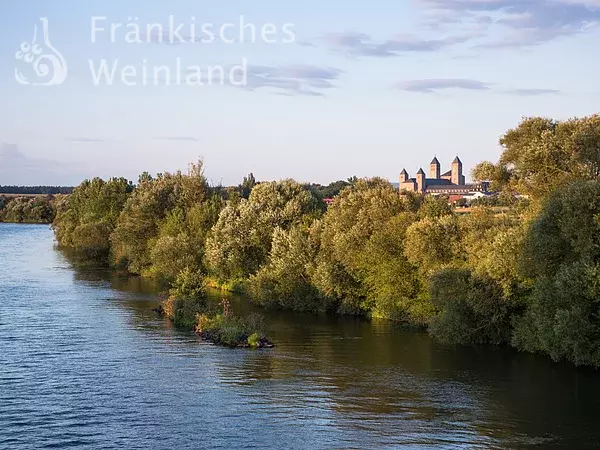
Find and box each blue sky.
[1,0,599,186]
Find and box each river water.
[1,223,599,449]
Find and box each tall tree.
[473,115,600,199]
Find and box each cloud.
[241,65,344,96]
[0,143,83,185]
[395,79,491,93]
[316,31,477,57]
[394,79,562,95]
[65,137,105,143]
[418,0,600,47]
[153,136,199,142]
[503,88,561,96]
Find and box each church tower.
[400,169,409,183]
[430,157,440,179]
[416,168,426,193]
[451,156,465,185]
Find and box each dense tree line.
[51,115,600,367]
[307,179,353,199]
[0,195,55,223]
[0,186,73,195]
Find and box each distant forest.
[0,186,74,195]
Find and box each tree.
[249,226,328,312]
[513,181,600,366]
[52,177,132,261]
[356,213,431,323]
[428,268,512,345]
[471,161,513,192]
[479,115,600,199]
[0,196,55,224]
[404,215,463,277]
[311,178,415,314]
[111,161,210,274]
[307,180,351,200]
[205,180,323,282]
[240,173,257,199]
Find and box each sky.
[1,0,600,186]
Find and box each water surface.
[1,223,599,449]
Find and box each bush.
[52,177,132,264]
[429,269,514,345]
[161,295,208,329]
[513,261,600,367]
[249,226,329,312]
[160,268,208,328]
[71,220,113,260]
[195,300,272,348]
[512,181,600,367]
[0,195,55,223]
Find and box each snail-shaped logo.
[15,18,68,86]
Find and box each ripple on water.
[1,224,599,449]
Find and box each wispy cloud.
[503,88,561,96]
[65,137,105,143]
[153,136,199,142]
[395,79,491,93]
[241,65,344,96]
[315,31,478,57]
[166,63,343,97]
[394,79,562,95]
[418,0,600,48]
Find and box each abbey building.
[399,157,489,195]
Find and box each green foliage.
[357,213,433,324]
[307,180,351,200]
[240,173,257,199]
[471,161,513,193]
[429,269,514,345]
[404,215,463,276]
[170,267,208,302]
[422,208,530,346]
[0,195,55,223]
[513,181,600,366]
[478,115,600,199]
[0,186,72,195]
[247,333,260,348]
[311,178,413,314]
[418,195,453,219]
[205,179,323,282]
[196,300,270,347]
[513,262,600,367]
[249,226,329,312]
[520,180,600,278]
[46,125,600,367]
[161,268,208,328]
[111,161,212,274]
[460,209,527,293]
[52,177,132,262]
[149,197,222,282]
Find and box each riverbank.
[51,171,600,368]
[49,115,600,368]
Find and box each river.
[1,223,599,449]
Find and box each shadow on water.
[56,241,600,449]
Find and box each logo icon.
[15,18,68,86]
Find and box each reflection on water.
[1,223,599,449]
